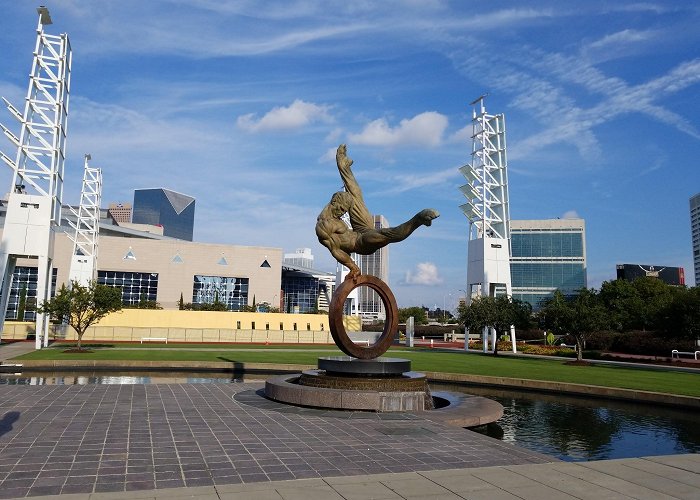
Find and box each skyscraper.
[357,215,389,322]
[283,248,314,269]
[691,193,700,286]
[132,188,195,241]
[107,202,132,223]
[510,218,587,310]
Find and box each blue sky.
[1,1,699,310]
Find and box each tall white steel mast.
[67,155,102,286]
[459,95,517,353]
[0,6,71,348]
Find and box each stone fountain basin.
[264,373,504,425]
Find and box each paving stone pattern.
[0,383,552,498]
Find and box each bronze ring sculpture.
[329,275,398,359]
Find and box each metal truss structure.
[459,95,516,353]
[0,7,71,348]
[67,155,102,286]
[459,95,511,240]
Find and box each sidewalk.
[0,341,36,363]
[2,454,699,499]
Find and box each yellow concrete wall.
[1,311,361,343]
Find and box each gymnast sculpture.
[316,144,439,281]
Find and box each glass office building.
[132,188,195,241]
[281,270,321,313]
[510,219,587,310]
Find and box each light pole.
[442,293,452,324]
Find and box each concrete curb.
[11,359,700,409]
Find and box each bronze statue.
[316,144,439,281]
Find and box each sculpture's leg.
[355,209,439,254]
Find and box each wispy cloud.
[374,167,459,195]
[237,99,333,132]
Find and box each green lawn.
[13,344,700,398]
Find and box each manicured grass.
[14,344,700,398]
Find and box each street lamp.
[442,293,452,324]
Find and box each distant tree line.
[457,277,700,361]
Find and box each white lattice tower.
[0,7,71,348]
[459,96,511,240]
[459,95,516,353]
[67,155,102,286]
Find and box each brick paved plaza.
[0,382,552,498]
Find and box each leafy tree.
[459,295,524,355]
[540,289,609,361]
[599,279,641,332]
[511,298,534,330]
[398,306,427,325]
[16,285,27,321]
[632,277,672,331]
[660,286,700,340]
[38,281,122,351]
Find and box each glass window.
[4,267,58,320]
[280,273,320,313]
[97,270,158,306]
[192,275,249,311]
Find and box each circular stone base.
[265,374,429,412]
[263,375,504,423]
[318,356,411,376]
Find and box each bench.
[141,337,168,344]
[671,349,699,360]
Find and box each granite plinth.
[300,369,427,391]
[318,356,411,376]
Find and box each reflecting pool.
[431,383,700,462]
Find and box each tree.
[459,295,524,355]
[38,281,123,351]
[632,277,672,331]
[16,285,27,321]
[460,295,494,349]
[540,289,609,361]
[178,292,185,311]
[398,306,427,325]
[599,279,641,332]
[660,286,700,341]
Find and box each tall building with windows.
[283,248,314,269]
[691,193,700,286]
[107,202,132,223]
[357,215,389,322]
[132,188,195,241]
[510,219,587,310]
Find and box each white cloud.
[587,29,654,52]
[319,147,337,164]
[237,99,333,132]
[377,167,459,195]
[349,112,448,148]
[561,210,580,219]
[403,262,443,286]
